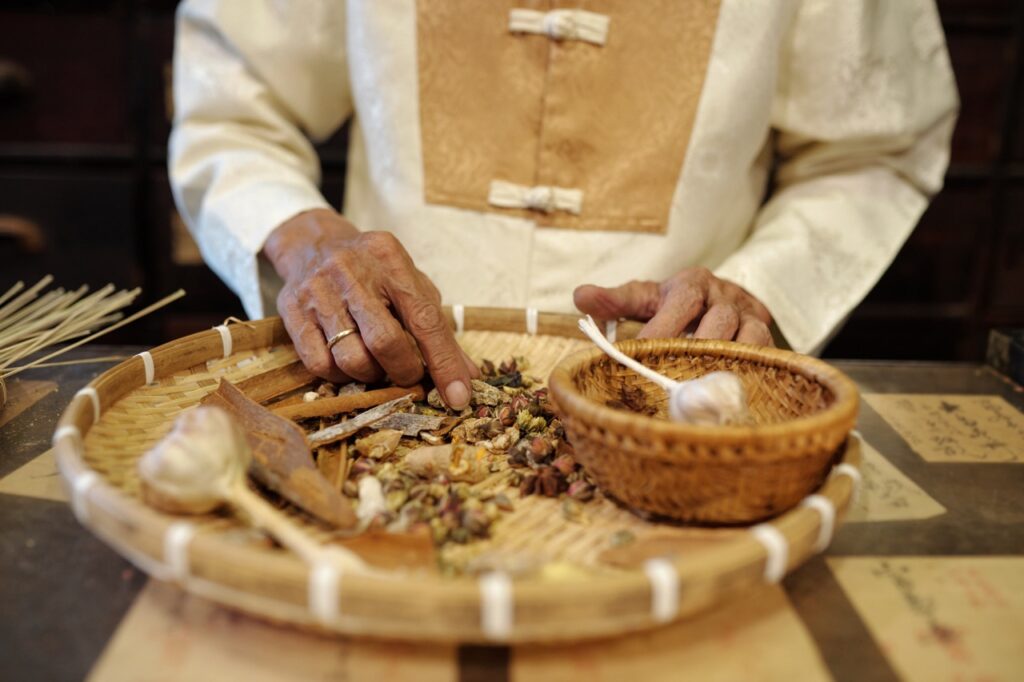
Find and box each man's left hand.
[573,267,774,346]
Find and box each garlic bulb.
[668,371,749,425]
[138,406,251,514]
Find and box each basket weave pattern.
[550,339,859,523]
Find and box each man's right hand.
[263,208,477,409]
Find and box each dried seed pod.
[519,473,538,496]
[497,404,516,427]
[508,438,532,467]
[535,466,564,497]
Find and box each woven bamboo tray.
[52,308,862,643]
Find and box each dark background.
[0,0,1021,360]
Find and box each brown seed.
[567,480,595,502]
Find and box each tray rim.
[52,309,862,643]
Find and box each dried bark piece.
[234,361,315,404]
[354,429,402,459]
[371,411,447,437]
[307,395,414,447]
[201,379,357,528]
[272,385,425,420]
[316,445,345,490]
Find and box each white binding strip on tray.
[453,304,465,335]
[76,386,101,424]
[480,571,513,639]
[52,424,81,449]
[643,558,679,623]
[136,351,155,384]
[309,561,342,625]
[71,470,99,524]
[801,494,836,553]
[751,524,788,583]
[605,319,617,343]
[833,463,862,504]
[164,521,196,582]
[525,308,538,336]
[214,324,233,358]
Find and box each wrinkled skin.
[264,209,479,409]
[573,268,774,345]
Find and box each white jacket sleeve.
[169,0,352,319]
[714,0,958,354]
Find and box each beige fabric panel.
[416,0,721,233]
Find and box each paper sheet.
[864,394,1024,463]
[511,586,831,682]
[845,440,945,523]
[0,448,66,502]
[88,581,457,682]
[829,556,1024,682]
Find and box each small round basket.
[548,339,859,523]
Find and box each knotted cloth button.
[524,186,555,212]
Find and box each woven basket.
[52,310,862,643]
[549,339,859,523]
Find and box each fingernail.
[444,381,471,410]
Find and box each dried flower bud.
[475,405,492,419]
[519,473,538,496]
[567,480,595,502]
[497,404,516,427]
[551,453,576,477]
[530,436,554,461]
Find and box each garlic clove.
[138,406,251,514]
[668,371,749,426]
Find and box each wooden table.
[2,347,1023,682]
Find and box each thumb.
[573,281,661,321]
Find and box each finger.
[317,305,386,384]
[693,303,740,341]
[279,294,347,383]
[736,317,774,346]
[573,281,661,322]
[345,288,425,387]
[388,287,473,409]
[637,279,707,339]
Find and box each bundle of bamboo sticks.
[0,275,185,407]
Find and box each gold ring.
[326,328,358,349]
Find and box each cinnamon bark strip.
[273,385,425,420]
[201,379,357,528]
[235,361,315,404]
[307,395,414,448]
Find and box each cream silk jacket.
[169,0,958,354]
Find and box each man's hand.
[573,267,774,346]
[264,209,478,408]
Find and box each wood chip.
[371,411,447,436]
[234,361,315,404]
[354,430,402,459]
[201,379,357,528]
[272,385,424,421]
[307,395,414,448]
